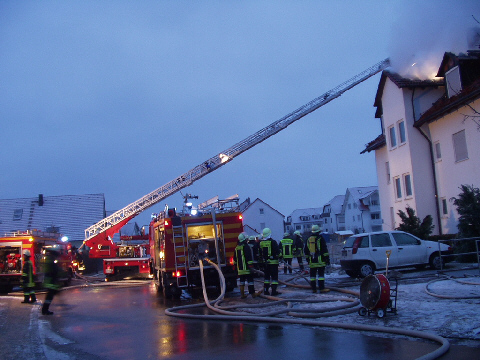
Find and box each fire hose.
[165,259,450,360]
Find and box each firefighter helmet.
[238,232,248,242]
[294,230,301,236]
[23,249,31,257]
[312,225,321,233]
[262,228,272,239]
[284,232,290,237]
[249,236,256,241]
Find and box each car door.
[391,232,426,265]
[369,232,398,269]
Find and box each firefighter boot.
[264,284,270,296]
[240,285,248,299]
[42,302,53,315]
[319,280,330,293]
[21,295,30,304]
[30,293,37,303]
[311,280,317,293]
[271,284,280,296]
[248,284,256,297]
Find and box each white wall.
[242,200,284,242]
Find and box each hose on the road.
[425,274,480,299]
[165,259,450,360]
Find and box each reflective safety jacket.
[42,254,61,290]
[259,238,280,265]
[234,240,253,275]
[304,233,330,268]
[293,234,304,257]
[22,259,35,288]
[280,237,294,259]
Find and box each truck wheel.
[359,263,375,278]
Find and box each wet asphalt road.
[1,281,479,360]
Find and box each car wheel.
[358,307,367,316]
[429,253,444,270]
[359,263,375,278]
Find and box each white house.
[341,187,381,234]
[362,49,480,235]
[285,207,323,235]
[321,195,345,234]
[239,198,285,241]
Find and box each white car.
[340,231,453,278]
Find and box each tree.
[451,184,480,237]
[396,206,434,239]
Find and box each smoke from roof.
[388,1,480,79]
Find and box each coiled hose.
[165,260,450,360]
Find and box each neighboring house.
[362,49,480,235]
[285,207,323,235]
[321,195,345,234]
[239,198,285,241]
[0,193,106,246]
[341,187,381,234]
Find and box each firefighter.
[293,230,306,273]
[234,232,260,298]
[259,228,280,296]
[41,246,61,315]
[280,232,294,274]
[304,225,330,293]
[21,250,36,304]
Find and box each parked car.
[340,231,453,278]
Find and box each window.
[434,142,442,161]
[453,130,468,162]
[392,232,420,246]
[371,233,392,247]
[389,125,397,148]
[259,208,264,215]
[403,173,413,197]
[398,120,406,144]
[371,213,380,220]
[324,218,327,224]
[441,198,448,215]
[295,225,301,230]
[394,177,402,199]
[13,209,23,221]
[385,162,391,184]
[300,216,310,221]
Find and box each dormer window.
[300,216,310,221]
[445,66,462,98]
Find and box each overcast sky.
[1,1,479,227]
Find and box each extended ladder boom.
[84,58,390,245]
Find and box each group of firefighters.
[234,224,330,298]
[20,247,61,315]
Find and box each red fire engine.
[102,233,151,281]
[0,230,75,293]
[149,198,243,298]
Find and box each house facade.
[239,198,285,241]
[0,193,106,244]
[362,49,480,235]
[341,187,381,234]
[321,195,345,234]
[285,207,323,236]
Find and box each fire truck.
[149,196,243,298]
[0,230,75,293]
[82,59,390,293]
[102,233,151,281]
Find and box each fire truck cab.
[0,230,75,293]
[150,204,243,298]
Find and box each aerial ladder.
[83,58,390,255]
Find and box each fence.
[438,237,480,272]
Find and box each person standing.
[293,230,306,273]
[42,247,61,315]
[234,232,260,298]
[21,250,36,304]
[304,225,330,293]
[247,235,260,271]
[280,232,294,274]
[259,228,280,296]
